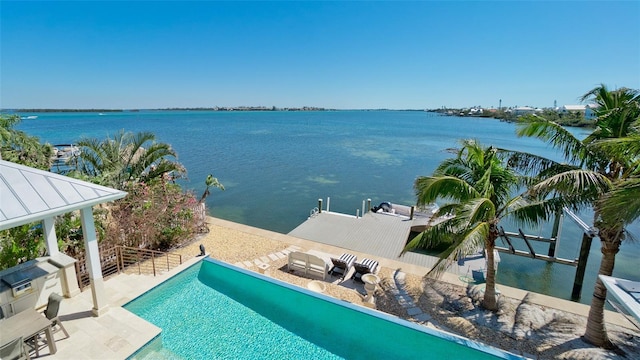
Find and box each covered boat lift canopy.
[0,159,127,316]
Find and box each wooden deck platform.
[288,210,488,276]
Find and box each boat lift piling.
[564,208,598,301]
[548,210,563,257]
[496,208,597,301]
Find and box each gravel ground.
[170,220,640,360]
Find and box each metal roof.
[0,159,127,230]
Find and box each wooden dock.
[288,209,488,277]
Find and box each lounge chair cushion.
[357,258,379,273]
[352,258,379,282]
[329,253,356,279]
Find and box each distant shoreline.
[2,108,594,128]
[3,107,432,113]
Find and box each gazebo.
[0,159,127,316]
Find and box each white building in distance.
[560,104,599,120]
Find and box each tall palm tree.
[514,85,639,348]
[73,130,185,190]
[403,139,560,311]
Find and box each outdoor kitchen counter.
[0,257,64,318]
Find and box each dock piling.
[548,211,563,257]
[571,233,594,301]
[318,199,322,214]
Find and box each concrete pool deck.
[36,216,635,359]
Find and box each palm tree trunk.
[583,237,620,348]
[483,237,498,311]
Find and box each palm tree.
[403,139,559,311]
[514,85,639,348]
[73,130,185,190]
[199,174,225,203]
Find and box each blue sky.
[1,1,638,110]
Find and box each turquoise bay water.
[125,258,518,359]
[15,111,640,303]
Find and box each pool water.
[125,258,523,359]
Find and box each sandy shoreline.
[171,217,640,359]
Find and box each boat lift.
[496,208,597,301]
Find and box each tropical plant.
[199,174,225,203]
[106,181,200,250]
[0,223,46,270]
[402,139,559,311]
[595,134,640,224]
[512,85,639,348]
[0,114,54,269]
[71,130,185,190]
[0,114,54,169]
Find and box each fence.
[74,245,183,291]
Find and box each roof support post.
[42,217,60,257]
[80,206,109,316]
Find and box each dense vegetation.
[0,114,222,269]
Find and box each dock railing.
[74,245,183,291]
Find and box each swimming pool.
[125,258,524,359]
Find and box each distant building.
[512,106,540,116]
[560,104,599,120]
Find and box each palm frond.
[425,222,490,278]
[402,218,457,254]
[598,177,640,226]
[516,117,592,166]
[455,198,496,228]
[527,169,611,201]
[414,176,480,205]
[503,195,564,228]
[589,136,640,176]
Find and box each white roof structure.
[0,159,127,230]
[562,105,587,111]
[562,104,599,111]
[600,275,640,328]
[1,159,128,316]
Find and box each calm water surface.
[15,111,640,303]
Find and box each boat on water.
[52,144,81,161]
[21,115,38,120]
